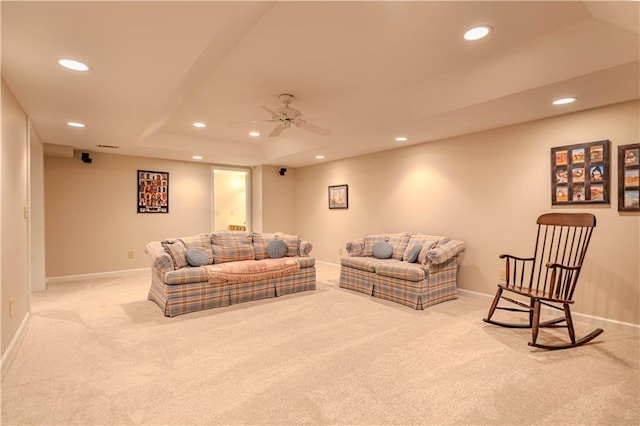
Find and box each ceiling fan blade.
[295,120,332,136]
[261,105,278,116]
[269,123,285,138]
[228,119,275,124]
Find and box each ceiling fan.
[254,94,332,138]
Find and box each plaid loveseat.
[340,233,465,310]
[146,231,315,317]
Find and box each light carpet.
[1,263,638,425]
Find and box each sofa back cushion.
[276,233,301,257]
[385,232,411,261]
[211,231,255,264]
[363,234,387,257]
[252,232,279,260]
[180,234,214,265]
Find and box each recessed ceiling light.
[249,131,260,137]
[395,136,408,142]
[67,121,86,128]
[552,97,578,105]
[192,155,203,160]
[315,155,325,160]
[464,26,492,41]
[192,122,206,128]
[58,58,90,72]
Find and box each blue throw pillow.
[267,239,288,259]
[372,241,393,259]
[406,244,421,263]
[185,248,209,267]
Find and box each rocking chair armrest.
[545,262,581,271]
[499,254,535,262]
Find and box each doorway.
[212,168,250,232]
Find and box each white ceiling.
[2,1,639,168]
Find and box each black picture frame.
[137,170,169,213]
[328,184,348,209]
[551,140,610,205]
[618,143,640,212]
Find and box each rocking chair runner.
[483,213,603,350]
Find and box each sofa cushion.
[276,233,301,257]
[386,232,411,260]
[405,244,421,263]
[363,234,387,257]
[252,232,279,260]
[341,256,382,273]
[375,262,426,282]
[373,241,394,259]
[267,239,288,259]
[164,266,209,285]
[180,234,214,264]
[185,249,210,267]
[294,256,315,269]
[161,239,188,269]
[207,258,300,284]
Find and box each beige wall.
[1,79,30,355]
[295,100,640,325]
[44,152,215,277]
[257,165,297,235]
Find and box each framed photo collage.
[551,140,610,205]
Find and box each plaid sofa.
[340,232,465,310]
[146,231,315,317]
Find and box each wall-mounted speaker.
[279,167,287,176]
[81,152,92,164]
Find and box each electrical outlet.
[128,251,135,259]
[500,268,506,281]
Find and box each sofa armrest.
[425,240,466,265]
[299,240,313,257]
[345,238,365,256]
[146,241,175,272]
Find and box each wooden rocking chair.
[483,213,603,350]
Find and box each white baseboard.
[458,288,640,334]
[1,312,30,377]
[46,267,150,284]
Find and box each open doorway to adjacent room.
[212,168,250,232]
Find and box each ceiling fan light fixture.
[58,58,90,71]
[552,97,578,105]
[464,25,492,41]
[192,122,206,128]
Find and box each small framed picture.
[137,170,169,213]
[551,140,610,205]
[328,184,348,209]
[618,143,640,211]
